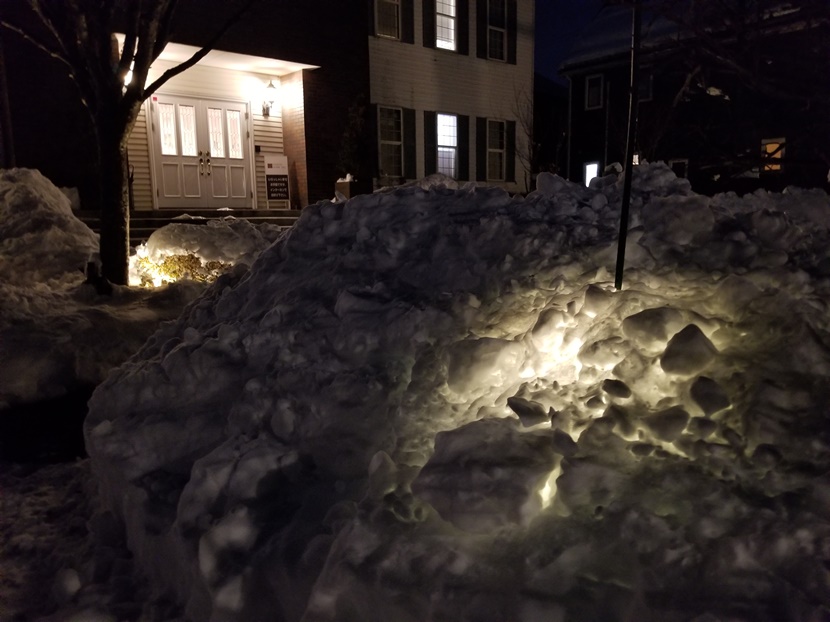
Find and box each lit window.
[436,0,456,50]
[632,153,640,166]
[584,162,599,187]
[488,0,506,60]
[437,113,457,177]
[585,75,603,110]
[379,107,403,178]
[377,0,400,39]
[761,138,785,172]
[487,119,505,181]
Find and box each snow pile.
[129,218,284,287]
[84,164,830,620]
[0,168,98,285]
[0,169,203,406]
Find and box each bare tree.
[605,0,830,181]
[0,0,257,285]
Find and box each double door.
[150,94,252,209]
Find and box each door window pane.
[207,107,225,158]
[158,102,178,156]
[227,110,243,160]
[178,105,197,156]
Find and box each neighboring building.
[559,2,830,194]
[2,0,534,222]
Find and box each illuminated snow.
[4,164,830,620]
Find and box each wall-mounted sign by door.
[265,154,290,207]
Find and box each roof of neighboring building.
[559,2,822,75]
[559,7,681,73]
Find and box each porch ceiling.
[116,35,318,77]
[158,42,319,76]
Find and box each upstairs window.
[376,0,400,39]
[379,107,403,178]
[437,113,458,177]
[761,137,785,172]
[436,0,456,50]
[487,119,506,180]
[585,75,603,110]
[488,0,507,60]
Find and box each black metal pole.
[615,2,641,290]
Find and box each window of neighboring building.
[638,73,653,102]
[436,0,456,50]
[584,161,599,187]
[379,106,403,178]
[437,113,458,177]
[669,159,688,178]
[376,0,400,39]
[761,137,785,172]
[487,119,506,180]
[487,0,506,61]
[585,75,603,110]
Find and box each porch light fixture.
[262,80,277,117]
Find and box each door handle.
[199,150,204,176]
[206,151,211,176]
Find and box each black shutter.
[423,0,436,48]
[507,0,517,64]
[457,0,469,55]
[369,104,379,178]
[402,0,415,43]
[424,111,437,175]
[403,107,416,179]
[368,0,376,36]
[457,115,470,180]
[506,120,516,182]
[475,0,487,59]
[476,116,487,180]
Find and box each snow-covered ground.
[3,165,830,620]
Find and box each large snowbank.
[0,169,206,406]
[84,165,830,620]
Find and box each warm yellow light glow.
[539,467,560,509]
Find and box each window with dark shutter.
[377,0,400,39]
[476,117,487,180]
[506,120,516,182]
[486,119,506,180]
[424,111,437,175]
[378,107,403,178]
[487,0,506,61]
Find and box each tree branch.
[144,0,260,98]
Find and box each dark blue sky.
[535,0,604,83]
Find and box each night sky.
[535,0,604,83]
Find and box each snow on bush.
[129,218,284,287]
[84,164,830,620]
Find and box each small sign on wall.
[265,154,290,206]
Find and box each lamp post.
[615,1,641,290]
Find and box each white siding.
[127,107,153,210]
[129,61,285,209]
[369,0,534,192]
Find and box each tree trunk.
[97,128,131,286]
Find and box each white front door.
[149,94,253,209]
